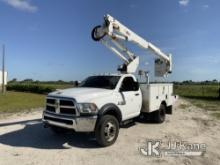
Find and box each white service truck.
[42,15,177,147]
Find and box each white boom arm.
[91,14,172,77]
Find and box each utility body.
[42,15,177,146]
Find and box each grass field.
[1,82,73,114]
[174,84,220,99]
[0,91,45,113]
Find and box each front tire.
[95,115,119,147]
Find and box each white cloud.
[179,0,190,6]
[2,0,38,13]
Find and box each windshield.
[79,76,121,89]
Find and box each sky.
[0,0,219,81]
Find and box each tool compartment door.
[140,83,173,113]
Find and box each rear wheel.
[95,115,119,147]
[153,104,166,123]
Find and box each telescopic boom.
[92,14,172,77]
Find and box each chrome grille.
[46,105,55,112]
[46,97,76,115]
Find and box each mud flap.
[166,105,172,114]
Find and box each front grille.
[60,100,74,106]
[46,105,55,112]
[46,97,76,115]
[60,107,76,114]
[44,116,73,125]
[47,98,55,104]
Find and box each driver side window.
[120,77,139,92]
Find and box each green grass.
[0,91,45,113]
[1,82,73,114]
[174,84,220,99]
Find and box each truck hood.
[48,87,113,102]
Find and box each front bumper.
[42,111,97,132]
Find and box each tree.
[9,78,17,83]
[22,79,34,83]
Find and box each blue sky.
[0,0,219,81]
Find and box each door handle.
[135,93,139,96]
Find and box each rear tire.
[153,104,166,123]
[95,115,119,147]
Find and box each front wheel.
[95,115,119,147]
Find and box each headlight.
[77,103,98,114]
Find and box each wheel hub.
[104,121,116,142]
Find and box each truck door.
[119,76,142,120]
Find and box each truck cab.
[43,74,142,146]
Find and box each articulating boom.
[91,14,172,77]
